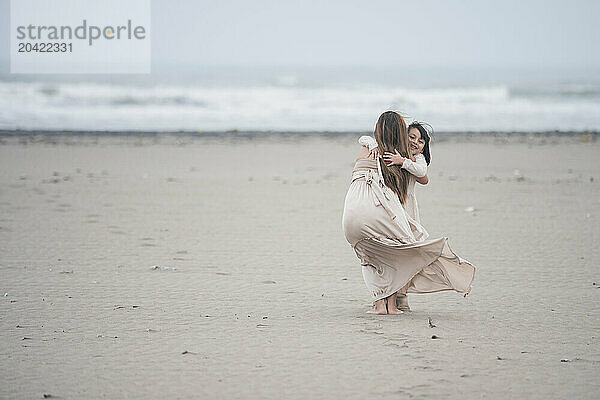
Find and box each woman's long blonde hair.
[374,111,411,204]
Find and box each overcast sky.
[1,0,599,72]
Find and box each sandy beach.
[1,133,599,399]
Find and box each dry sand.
[1,134,599,399]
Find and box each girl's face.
[408,127,425,155]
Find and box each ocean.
[1,66,599,133]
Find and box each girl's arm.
[358,136,379,159]
[415,175,429,185]
[358,135,378,150]
[401,153,427,178]
[383,151,428,178]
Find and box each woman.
[342,111,475,315]
[361,121,433,311]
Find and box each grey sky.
[1,0,599,71]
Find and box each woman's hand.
[382,149,405,167]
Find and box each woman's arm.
[356,145,371,160]
[357,136,380,159]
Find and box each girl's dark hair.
[408,122,432,165]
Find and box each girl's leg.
[367,298,387,314]
[386,292,404,314]
[396,293,411,311]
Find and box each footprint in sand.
[54,204,72,212]
[140,238,156,247]
[384,340,409,348]
[107,225,126,235]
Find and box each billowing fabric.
[342,158,475,301]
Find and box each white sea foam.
[1,77,599,132]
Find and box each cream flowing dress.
[343,138,475,301]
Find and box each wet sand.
[1,134,599,399]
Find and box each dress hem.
[354,236,476,302]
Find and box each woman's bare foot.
[386,292,404,315]
[366,299,387,314]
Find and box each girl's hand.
[369,147,380,160]
[382,149,405,167]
